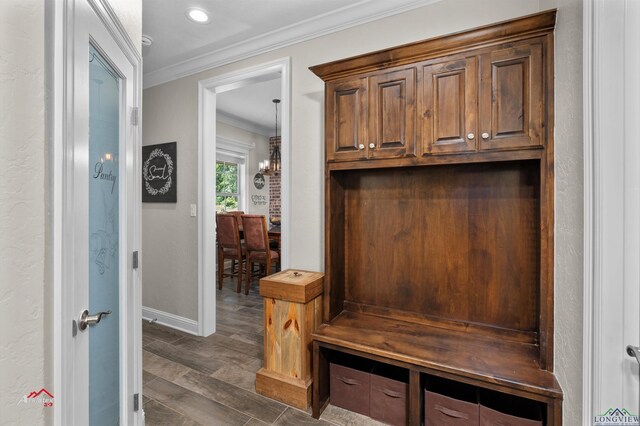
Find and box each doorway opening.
[197,58,291,336]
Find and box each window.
[215,137,252,213]
[216,160,240,212]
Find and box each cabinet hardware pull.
[382,389,402,398]
[482,132,490,139]
[358,144,365,150]
[339,376,359,386]
[434,405,468,419]
[467,133,475,140]
[369,143,375,149]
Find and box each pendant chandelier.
[259,99,281,176]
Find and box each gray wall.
[140,0,584,423]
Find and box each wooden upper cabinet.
[326,77,368,162]
[368,68,416,159]
[479,41,544,150]
[312,11,554,163]
[421,57,478,155]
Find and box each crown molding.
[216,135,256,153]
[143,0,441,89]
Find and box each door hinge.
[131,107,139,126]
[132,251,139,269]
[133,393,139,412]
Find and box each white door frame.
[50,0,142,424]
[197,58,291,336]
[583,0,640,420]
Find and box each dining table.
[267,225,281,245]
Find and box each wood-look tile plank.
[319,404,385,426]
[145,377,249,425]
[143,370,158,385]
[145,340,227,375]
[223,309,263,323]
[229,332,263,348]
[218,293,262,308]
[212,323,236,337]
[172,336,256,367]
[142,275,281,425]
[243,419,270,426]
[274,408,333,426]
[143,350,192,381]
[174,370,287,423]
[217,314,263,333]
[143,334,158,348]
[143,322,193,344]
[202,332,263,359]
[235,306,264,320]
[144,399,202,426]
[243,358,263,374]
[210,364,258,394]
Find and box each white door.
[55,0,142,424]
[586,0,640,423]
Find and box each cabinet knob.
[358,144,365,150]
[369,143,375,149]
[482,132,490,140]
[467,133,475,140]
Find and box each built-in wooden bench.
[312,311,562,425]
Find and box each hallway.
[142,277,381,425]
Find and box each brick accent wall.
[269,136,281,222]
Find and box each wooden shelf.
[312,310,562,400]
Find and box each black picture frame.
[142,142,177,203]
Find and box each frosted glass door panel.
[88,45,120,426]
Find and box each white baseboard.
[142,306,199,335]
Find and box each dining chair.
[226,211,245,273]
[227,210,245,228]
[241,214,280,295]
[216,213,245,293]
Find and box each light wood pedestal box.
[256,269,324,410]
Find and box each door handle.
[626,345,640,365]
[79,309,112,331]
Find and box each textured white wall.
[539,0,584,424]
[0,1,46,423]
[141,0,584,423]
[0,0,140,424]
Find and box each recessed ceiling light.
[186,8,210,24]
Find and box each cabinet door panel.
[326,78,368,161]
[479,42,543,150]
[422,57,478,155]
[369,68,416,159]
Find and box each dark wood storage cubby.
[311,9,562,426]
[332,161,541,337]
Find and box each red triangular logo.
[28,388,53,398]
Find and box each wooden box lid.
[259,269,324,303]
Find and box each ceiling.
[216,77,281,136]
[142,0,439,133]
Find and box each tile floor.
[142,276,384,425]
